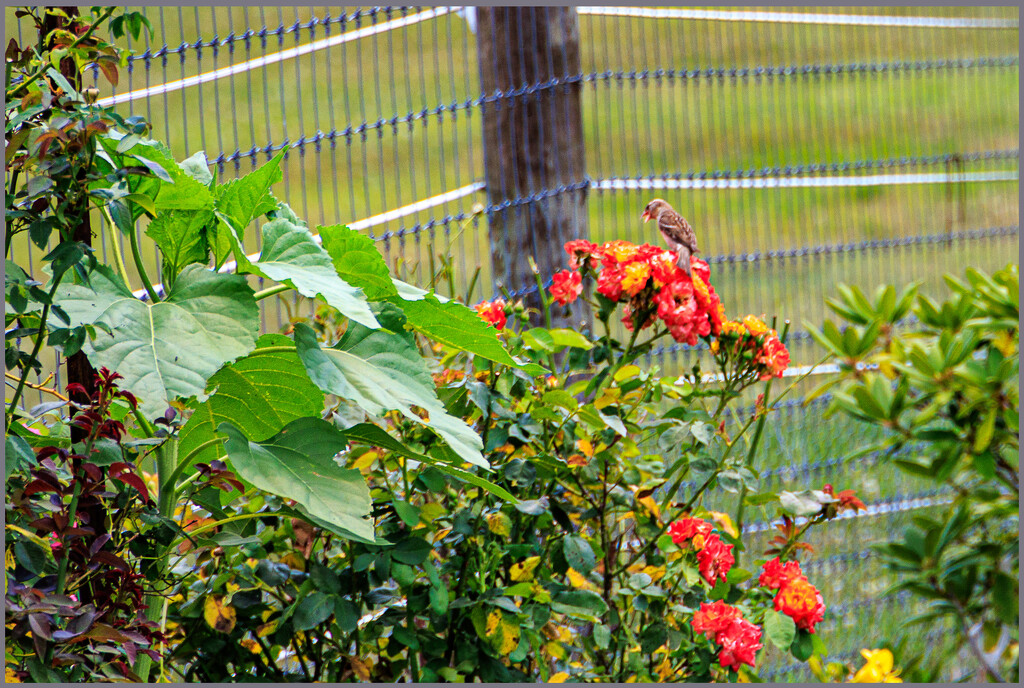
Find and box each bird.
[642,198,698,276]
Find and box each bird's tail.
[677,247,693,276]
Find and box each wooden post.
[476,7,589,329]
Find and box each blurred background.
[6,5,1019,680]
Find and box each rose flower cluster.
[666,517,827,673]
[667,517,735,586]
[758,557,826,633]
[474,298,507,330]
[692,600,764,672]
[552,239,725,346]
[713,315,791,380]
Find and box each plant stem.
[102,206,134,288]
[253,283,292,301]
[128,223,160,302]
[7,280,62,418]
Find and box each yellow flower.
[850,649,902,683]
[742,315,768,337]
[622,262,652,296]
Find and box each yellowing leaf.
[496,616,520,655]
[638,495,661,521]
[545,641,568,660]
[567,567,597,591]
[280,552,306,572]
[203,595,237,634]
[575,438,594,458]
[486,512,512,537]
[655,656,674,681]
[643,565,667,583]
[707,511,738,538]
[510,556,541,582]
[351,450,379,471]
[594,388,621,410]
[350,657,372,681]
[485,610,502,636]
[613,364,641,381]
[240,638,261,654]
[549,672,570,683]
[530,582,552,603]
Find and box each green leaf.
[779,490,824,517]
[215,151,285,232]
[547,328,595,351]
[563,535,596,574]
[177,333,325,469]
[5,434,34,479]
[246,218,379,329]
[522,328,556,352]
[764,610,796,649]
[790,630,815,661]
[293,591,334,631]
[179,151,214,186]
[391,536,432,565]
[550,590,609,620]
[54,264,259,419]
[145,209,213,279]
[293,309,486,469]
[388,294,527,369]
[319,224,398,301]
[319,224,535,370]
[342,423,515,502]
[393,500,421,527]
[219,418,373,542]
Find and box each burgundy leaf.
[28,612,53,640]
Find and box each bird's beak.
[641,210,650,223]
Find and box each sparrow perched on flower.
[642,198,698,276]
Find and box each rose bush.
[140,238,866,682]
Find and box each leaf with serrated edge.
[249,218,378,329]
[320,223,538,370]
[54,264,258,419]
[177,333,325,469]
[216,151,284,233]
[145,209,213,278]
[294,309,486,469]
[219,418,373,542]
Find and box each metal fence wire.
[6,6,1019,681]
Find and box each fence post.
[476,7,589,329]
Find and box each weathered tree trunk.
[476,7,590,330]
[43,6,97,415]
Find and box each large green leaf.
[145,209,214,281]
[218,418,374,542]
[293,308,487,469]
[177,333,325,468]
[246,218,378,329]
[391,295,538,370]
[215,151,285,233]
[319,223,539,371]
[54,264,259,419]
[319,224,398,301]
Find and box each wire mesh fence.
[6,5,1019,680]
